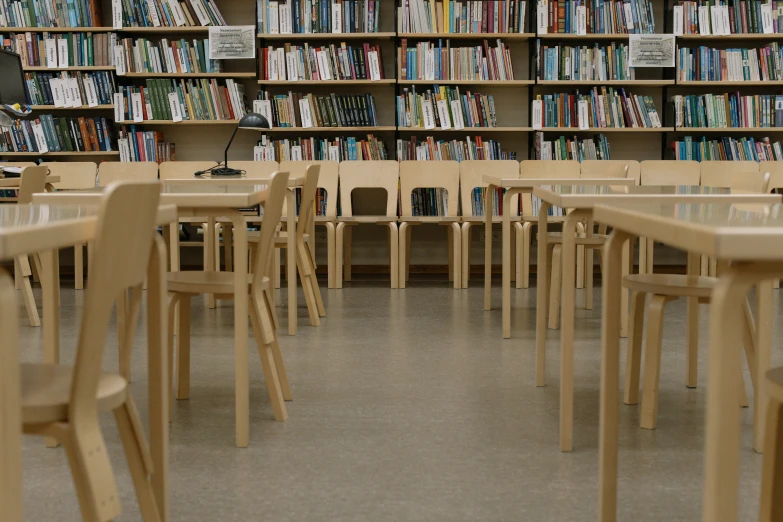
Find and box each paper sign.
[253,99,272,122]
[118,138,131,161]
[45,40,57,68]
[699,6,711,35]
[424,48,435,80]
[168,92,183,122]
[368,51,381,81]
[279,3,292,33]
[422,99,436,129]
[332,3,342,32]
[532,99,543,129]
[112,0,123,28]
[623,3,633,30]
[721,6,731,35]
[169,0,186,26]
[268,1,279,33]
[114,45,126,75]
[578,100,589,130]
[291,145,302,160]
[329,145,340,161]
[762,3,774,34]
[57,39,68,68]
[114,93,125,122]
[62,79,74,107]
[450,100,464,129]
[286,52,298,80]
[69,78,82,106]
[673,5,683,35]
[208,26,256,59]
[436,99,451,129]
[146,0,161,26]
[299,98,313,128]
[576,6,586,35]
[268,51,279,80]
[317,50,332,80]
[537,0,547,34]
[32,123,48,153]
[628,34,676,68]
[131,92,144,121]
[50,79,65,107]
[83,77,98,107]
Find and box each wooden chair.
[458,160,521,288]
[20,181,163,521]
[398,161,461,289]
[40,162,98,290]
[167,171,291,429]
[623,170,770,430]
[761,367,783,521]
[335,161,399,288]
[764,162,783,288]
[98,161,159,186]
[15,166,48,327]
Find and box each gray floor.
[19,277,781,521]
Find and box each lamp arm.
[223,124,240,168]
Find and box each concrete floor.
[18,277,781,521]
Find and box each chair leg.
[114,399,161,522]
[260,291,292,401]
[760,399,783,522]
[645,238,654,274]
[249,299,288,421]
[305,242,325,317]
[576,223,585,290]
[398,222,409,289]
[273,247,281,289]
[405,224,412,281]
[335,223,345,289]
[224,224,233,272]
[585,246,595,310]
[176,296,191,400]
[509,224,516,284]
[74,244,84,290]
[344,224,353,281]
[17,256,40,327]
[624,290,646,405]
[167,294,178,422]
[640,294,670,430]
[461,223,471,289]
[451,222,461,290]
[639,237,648,275]
[521,222,533,289]
[119,285,143,382]
[325,222,336,288]
[447,224,454,282]
[686,295,699,388]
[387,223,398,289]
[297,245,320,327]
[514,223,523,289]
[548,244,562,330]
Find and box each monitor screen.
[0,50,27,106]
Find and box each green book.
[56,118,72,151]
[86,34,93,66]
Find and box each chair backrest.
[700,161,762,191]
[764,161,783,193]
[40,162,97,189]
[459,160,520,217]
[71,181,161,419]
[581,160,641,184]
[280,160,338,218]
[640,160,701,186]
[226,161,280,178]
[98,161,159,186]
[0,162,36,169]
[17,166,48,204]
[158,161,218,180]
[295,165,320,239]
[399,161,460,217]
[519,160,581,216]
[338,161,399,217]
[252,171,290,292]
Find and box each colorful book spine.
[537,0,655,34]
[676,44,783,82]
[676,0,783,35]
[533,88,662,128]
[672,135,783,161]
[254,133,389,161]
[397,85,497,128]
[534,131,611,159]
[261,42,384,80]
[0,114,114,152]
[258,0,383,33]
[255,89,379,127]
[1,31,113,67]
[120,37,221,73]
[400,38,514,80]
[118,78,247,121]
[538,41,633,81]
[398,0,527,33]
[395,135,514,160]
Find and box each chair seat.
[399,216,461,223]
[764,367,783,402]
[338,216,396,224]
[168,270,265,294]
[22,363,127,424]
[246,230,311,244]
[623,274,715,298]
[462,216,521,223]
[547,232,608,246]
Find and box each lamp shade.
[238,112,270,129]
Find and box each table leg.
[535,204,550,387]
[41,250,59,364]
[484,183,495,311]
[755,279,773,453]
[146,235,169,521]
[229,213,250,447]
[598,230,632,522]
[0,269,22,522]
[286,190,297,336]
[502,190,513,339]
[620,239,630,338]
[206,217,216,309]
[686,253,700,388]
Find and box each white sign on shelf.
[698,5,711,35]
[762,3,774,34]
[286,51,298,80]
[576,6,586,35]
[209,26,256,59]
[112,0,123,28]
[131,92,144,122]
[114,45,126,75]
[45,40,57,68]
[331,3,342,33]
[291,145,302,160]
[450,100,464,130]
[329,145,340,161]
[537,0,548,34]
[61,79,74,107]
[623,3,634,30]
[253,99,272,123]
[422,99,436,130]
[114,92,125,122]
[424,48,435,80]
[436,99,451,129]
[532,99,543,129]
[84,77,99,107]
[368,51,381,81]
[168,0,186,26]
[673,5,684,36]
[50,79,65,107]
[578,100,589,130]
[118,138,131,161]
[168,92,183,122]
[32,123,48,153]
[191,0,211,26]
[317,50,332,80]
[628,34,676,68]
[268,1,279,33]
[57,39,68,68]
[69,78,83,106]
[299,98,314,128]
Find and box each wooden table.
[482,176,637,340]
[161,181,269,447]
[165,176,303,335]
[533,185,782,453]
[0,202,173,522]
[594,201,783,522]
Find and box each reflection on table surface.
[598,201,783,226]
[162,182,268,194]
[540,185,733,195]
[0,204,96,228]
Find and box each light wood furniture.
[398,161,461,289]
[40,162,98,290]
[162,178,283,447]
[459,160,521,289]
[98,161,159,186]
[336,161,400,288]
[761,367,783,522]
[15,166,48,327]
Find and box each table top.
[160,182,269,209]
[481,176,636,188]
[0,204,97,259]
[32,192,178,225]
[0,175,60,188]
[594,202,783,260]
[533,185,783,209]
[168,175,303,188]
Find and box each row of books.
[674,0,783,35]
[399,0,528,33]
[1,32,116,68]
[531,194,566,216]
[399,39,514,81]
[468,187,507,216]
[255,90,380,127]
[117,0,226,28]
[0,0,101,28]
[673,135,783,161]
[537,0,655,34]
[257,0,382,34]
[24,70,116,106]
[116,78,247,121]
[260,42,384,80]
[677,44,783,82]
[534,132,611,159]
[0,115,114,152]
[673,93,783,129]
[117,127,176,162]
[409,188,449,216]
[397,86,497,128]
[395,135,515,160]
[532,88,661,129]
[118,37,221,74]
[254,133,389,160]
[537,42,633,81]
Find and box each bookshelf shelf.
[398,80,534,86]
[258,32,396,40]
[538,127,674,133]
[0,26,114,32]
[119,120,239,125]
[117,26,212,33]
[23,66,115,71]
[30,105,113,110]
[398,32,534,40]
[677,34,783,40]
[537,33,632,40]
[250,126,397,132]
[123,72,257,78]
[0,151,119,156]
[536,80,675,87]
[259,79,396,85]
[673,127,783,133]
[398,127,533,132]
[675,80,783,86]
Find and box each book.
[0,114,114,151]
[676,43,782,82]
[400,38,514,81]
[258,0,382,33]
[256,89,379,127]
[117,125,174,161]
[533,131,611,159]
[0,0,101,27]
[23,70,116,106]
[254,133,389,162]
[677,0,783,35]
[261,42,385,80]
[1,31,114,67]
[534,87,662,128]
[395,135,514,160]
[397,85,497,128]
[674,92,780,128]
[537,0,655,34]
[673,134,783,161]
[118,0,226,27]
[118,78,246,121]
[399,0,527,33]
[119,37,222,73]
[538,41,634,81]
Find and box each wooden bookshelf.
[30,105,113,110]
[673,127,783,133]
[538,127,675,133]
[119,120,240,125]
[398,80,534,86]
[398,32,534,40]
[249,126,397,132]
[0,26,114,32]
[0,151,119,156]
[537,80,675,87]
[675,80,783,86]
[677,33,783,40]
[117,26,212,33]
[259,79,396,85]
[399,127,533,132]
[258,32,396,39]
[537,33,632,40]
[123,72,257,78]
[22,65,115,71]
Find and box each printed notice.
[368,51,381,80]
[57,39,68,68]
[291,145,302,160]
[424,49,435,80]
[698,5,711,35]
[623,3,633,29]
[450,100,464,129]
[45,40,57,68]
[576,6,586,35]
[168,92,183,122]
[114,45,126,75]
[628,34,675,68]
[762,3,774,34]
[578,100,589,130]
[532,99,543,129]
[32,123,48,153]
[537,0,547,34]
[51,79,65,107]
[436,99,451,129]
[331,3,342,32]
[299,98,313,128]
[209,26,256,59]
[132,92,144,122]
[84,77,99,107]
[422,99,436,130]
[673,5,683,35]
[112,0,123,28]
[114,93,125,122]
[286,52,298,80]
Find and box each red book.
[135,132,146,161]
[86,118,100,151]
[77,117,92,151]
